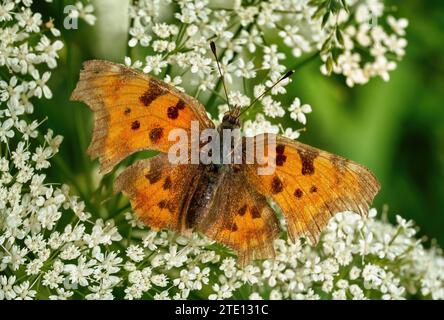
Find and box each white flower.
[64,256,96,287]
[35,36,64,69]
[243,113,279,137]
[235,58,256,79]
[0,276,17,300]
[282,128,300,140]
[16,8,42,33]
[237,265,260,285]
[142,230,159,251]
[278,25,311,57]
[362,264,384,288]
[163,245,188,269]
[29,71,52,100]
[236,5,259,26]
[262,96,285,118]
[384,34,407,57]
[173,268,196,290]
[70,2,96,26]
[0,119,15,143]
[189,53,212,75]
[42,263,65,290]
[143,54,168,75]
[152,23,178,39]
[208,283,232,300]
[238,28,263,53]
[0,2,14,22]
[387,16,409,36]
[192,267,210,290]
[0,76,24,103]
[220,258,237,278]
[152,40,175,52]
[124,56,143,69]
[228,91,250,108]
[289,98,312,125]
[13,281,36,300]
[163,75,184,91]
[249,292,263,300]
[154,291,171,300]
[49,288,74,300]
[128,25,151,47]
[370,56,397,82]
[151,274,168,287]
[126,245,145,263]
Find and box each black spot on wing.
[163,176,172,190]
[294,188,303,199]
[149,127,163,143]
[176,99,186,110]
[238,204,247,216]
[229,222,238,232]
[275,144,287,166]
[158,200,167,209]
[297,149,318,175]
[131,120,140,130]
[145,170,161,184]
[276,154,287,166]
[271,176,283,194]
[251,206,261,219]
[139,78,165,106]
[167,106,179,119]
[157,200,175,213]
[276,144,285,154]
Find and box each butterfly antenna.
[210,41,231,110]
[237,70,294,119]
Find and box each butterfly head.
[221,106,242,130]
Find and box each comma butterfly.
[70,57,380,266]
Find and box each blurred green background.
[33,1,444,245]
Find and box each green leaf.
[335,28,344,46]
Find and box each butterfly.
[70,59,380,266]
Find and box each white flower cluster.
[319,0,408,87]
[0,0,107,300]
[126,0,407,138]
[241,210,444,300]
[104,209,444,300]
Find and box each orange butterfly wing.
[70,60,213,173]
[243,134,380,244]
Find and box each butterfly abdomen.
[182,164,227,230]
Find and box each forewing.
[70,60,214,173]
